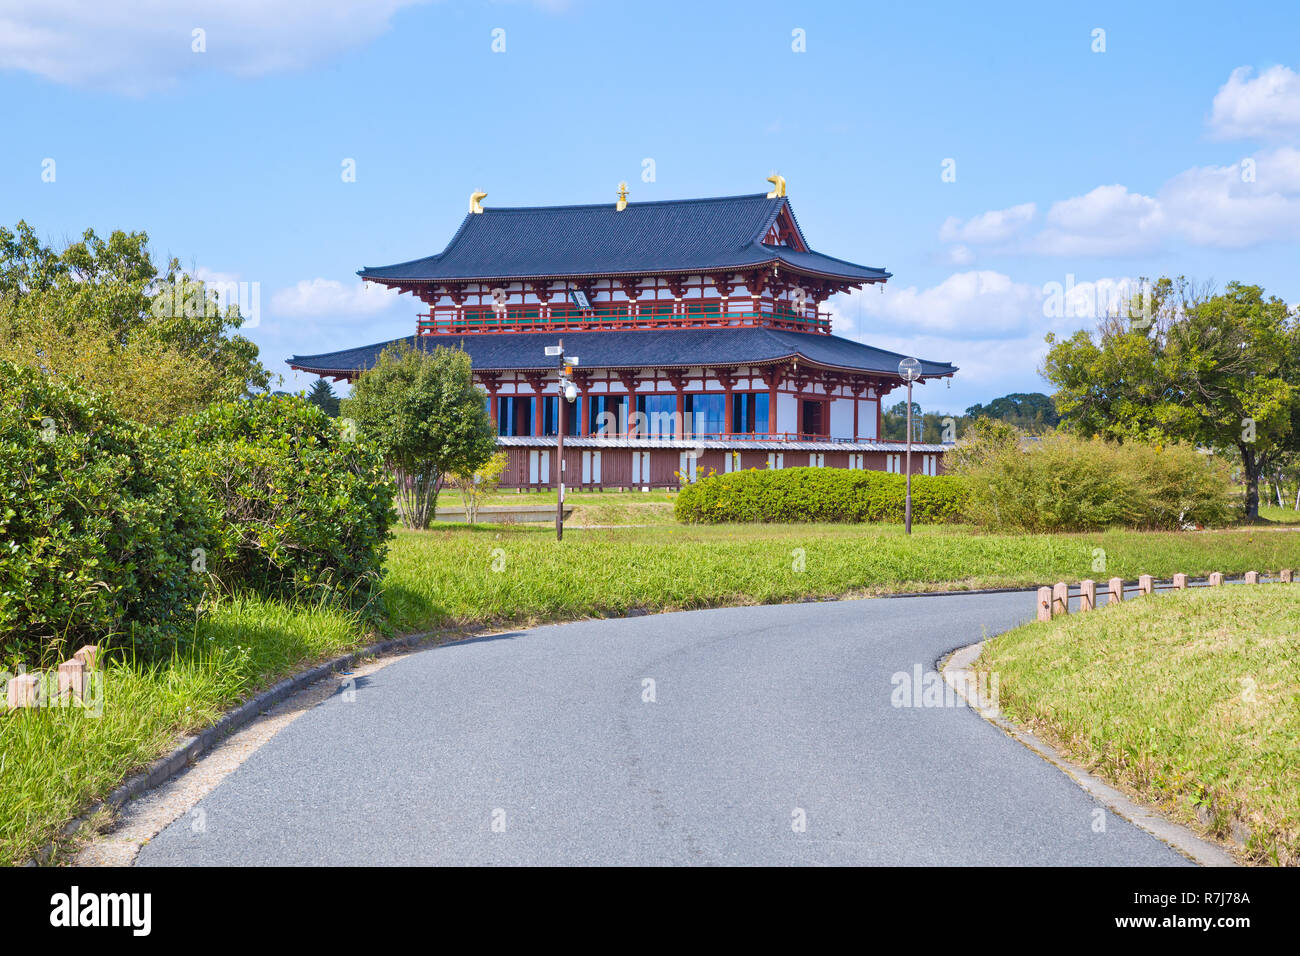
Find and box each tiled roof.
[358,194,890,283]
[288,327,957,379]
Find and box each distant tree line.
[881,392,1059,442]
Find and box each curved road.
[137,591,1190,866]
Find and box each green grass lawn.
[1259,504,1300,525]
[381,522,1300,631]
[978,584,1300,865]
[5,519,1300,865]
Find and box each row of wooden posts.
[4,644,98,709]
[1036,570,1293,622]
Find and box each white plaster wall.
[777,393,798,433]
[829,398,854,440]
[857,399,879,439]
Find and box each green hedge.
[0,362,214,662]
[173,395,395,608]
[674,467,969,524]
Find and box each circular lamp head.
[562,380,578,402]
[897,357,922,383]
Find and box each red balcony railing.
[531,431,847,443]
[418,305,831,335]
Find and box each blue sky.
[4,0,1299,414]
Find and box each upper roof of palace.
[358,193,891,286]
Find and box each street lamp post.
[545,341,579,541]
[898,357,922,535]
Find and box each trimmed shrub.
[950,424,1236,532]
[674,467,969,524]
[0,362,214,663]
[173,395,395,608]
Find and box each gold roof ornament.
[470,190,488,214]
[765,174,786,199]
[616,181,629,212]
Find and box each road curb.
[939,640,1239,868]
[25,627,461,866]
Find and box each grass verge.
[4,520,1300,865]
[383,522,1300,631]
[0,593,366,866]
[977,584,1300,865]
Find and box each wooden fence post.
[1173,573,1188,590]
[58,659,86,703]
[1052,582,1069,617]
[1208,572,1223,586]
[73,645,99,671]
[1036,587,1052,622]
[1107,577,1124,604]
[1244,571,1259,584]
[1280,569,1293,584]
[1138,574,1153,596]
[6,673,40,709]
[1080,579,1096,611]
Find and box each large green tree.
[341,343,497,529]
[306,378,341,417]
[0,220,270,422]
[1042,277,1300,520]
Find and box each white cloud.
[1035,184,1165,256]
[946,244,975,266]
[938,202,1036,244]
[854,270,1043,338]
[831,270,1142,343]
[1208,65,1300,141]
[271,277,400,318]
[1158,147,1300,247]
[828,271,1144,410]
[932,65,1300,257]
[938,147,1300,256]
[0,0,430,94]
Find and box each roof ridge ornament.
[765,173,786,199]
[470,190,488,214]
[615,181,629,212]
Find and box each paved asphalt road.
[137,591,1190,866]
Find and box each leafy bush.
[674,467,968,524]
[949,422,1236,532]
[174,395,395,608]
[341,343,497,529]
[0,362,213,663]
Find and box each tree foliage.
[0,220,270,423]
[1042,277,1300,520]
[883,392,1058,442]
[306,378,341,417]
[340,343,497,529]
[448,451,508,524]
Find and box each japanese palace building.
[288,179,957,490]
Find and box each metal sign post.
[545,341,580,541]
